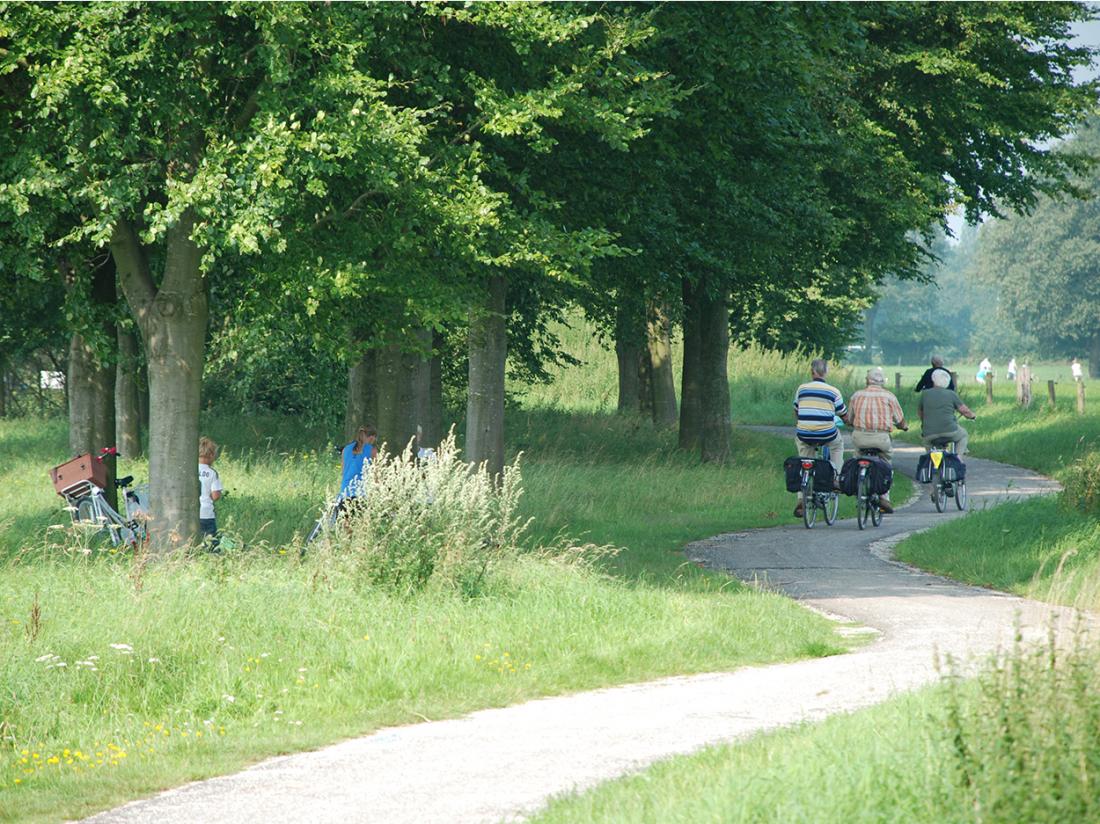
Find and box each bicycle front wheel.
[824,491,839,525]
[955,481,967,511]
[871,495,883,527]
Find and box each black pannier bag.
[812,458,835,493]
[865,455,893,495]
[837,458,861,496]
[783,456,803,492]
[942,454,967,482]
[916,454,932,483]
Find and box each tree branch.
[110,218,156,310]
[312,190,386,231]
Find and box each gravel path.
[86,429,1069,824]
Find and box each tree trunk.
[1090,333,1100,379]
[0,358,6,418]
[409,327,433,453]
[467,274,507,481]
[679,278,703,451]
[67,254,118,511]
[614,302,643,414]
[426,329,445,448]
[647,302,678,427]
[116,325,143,458]
[698,284,731,463]
[344,348,377,442]
[375,343,410,456]
[112,213,207,550]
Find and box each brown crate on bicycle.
[49,454,107,496]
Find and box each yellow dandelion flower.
[19,749,28,756]
[475,655,481,661]
[14,778,21,784]
[195,731,203,738]
[362,634,369,640]
[46,756,59,765]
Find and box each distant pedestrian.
[1072,358,1084,382]
[1006,358,1017,381]
[976,356,992,385]
[338,424,378,513]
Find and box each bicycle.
[799,444,839,529]
[854,447,885,530]
[51,448,149,548]
[927,438,967,513]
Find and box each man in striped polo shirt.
[849,367,909,513]
[792,358,847,517]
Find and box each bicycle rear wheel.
[856,471,870,530]
[933,472,947,512]
[801,477,817,529]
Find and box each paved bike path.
[87,430,1069,824]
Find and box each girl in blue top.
[339,424,377,504]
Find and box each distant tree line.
[1,2,1094,547]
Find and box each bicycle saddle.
[928,437,954,447]
[115,475,134,488]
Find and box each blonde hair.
[352,424,377,456]
[199,436,219,463]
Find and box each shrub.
[312,433,528,596]
[1059,449,1100,515]
[941,625,1100,823]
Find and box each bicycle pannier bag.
[812,459,835,493]
[942,454,966,483]
[837,457,861,496]
[49,453,107,495]
[783,456,803,493]
[866,456,893,495]
[916,454,932,484]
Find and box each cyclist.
[792,358,848,518]
[848,367,908,514]
[918,368,975,456]
[914,355,957,393]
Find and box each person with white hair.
[847,367,908,513]
[918,368,976,456]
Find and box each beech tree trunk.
[344,348,377,442]
[426,330,445,448]
[0,360,6,418]
[467,274,507,481]
[1090,333,1100,379]
[614,302,643,414]
[409,327,433,452]
[647,302,678,427]
[67,254,118,511]
[375,343,410,455]
[698,284,731,463]
[679,278,703,451]
[116,325,143,458]
[112,213,207,550]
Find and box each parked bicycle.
[50,448,149,548]
[927,438,967,513]
[799,444,839,529]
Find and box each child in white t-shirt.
[199,436,223,543]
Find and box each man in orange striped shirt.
[848,367,908,513]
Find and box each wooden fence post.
[1077,379,1086,415]
[985,372,994,405]
[895,372,902,394]
[1019,365,1032,407]
[1048,380,1057,410]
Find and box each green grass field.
[0,332,870,821]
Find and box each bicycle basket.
[50,454,107,496]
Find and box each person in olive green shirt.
[918,369,976,454]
